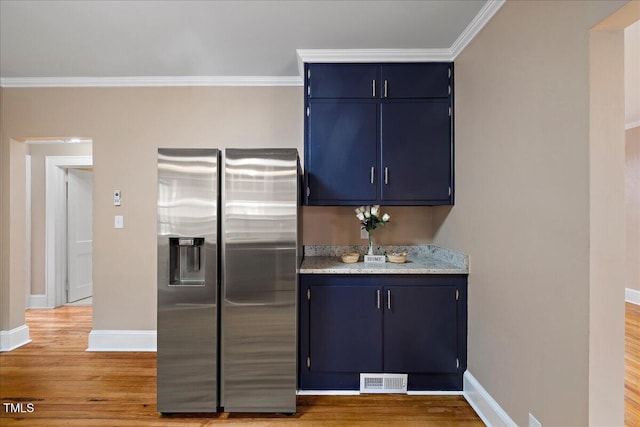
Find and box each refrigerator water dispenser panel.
[169,237,205,286]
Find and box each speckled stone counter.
[299,245,468,275]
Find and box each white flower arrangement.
[355,205,390,233]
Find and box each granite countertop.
[299,245,469,275]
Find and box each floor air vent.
[359,373,408,394]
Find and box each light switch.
[113,190,121,206]
[114,215,124,229]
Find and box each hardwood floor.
[0,307,484,426]
[627,302,640,427]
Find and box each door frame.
[45,156,92,308]
[25,155,31,307]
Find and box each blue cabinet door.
[309,285,382,372]
[380,63,451,99]
[308,64,378,99]
[383,285,458,373]
[306,100,378,204]
[380,100,452,203]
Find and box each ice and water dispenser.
[169,237,205,286]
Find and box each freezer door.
[157,148,218,413]
[221,148,298,413]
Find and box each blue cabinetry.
[380,63,451,99]
[383,285,458,374]
[309,285,382,373]
[304,62,454,206]
[298,274,467,391]
[306,101,377,203]
[308,64,378,99]
[380,100,451,202]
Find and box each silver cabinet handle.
[377,289,381,309]
[384,167,389,185]
[384,80,388,98]
[371,166,375,184]
[372,80,376,97]
[387,290,391,310]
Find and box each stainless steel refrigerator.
[157,148,299,414]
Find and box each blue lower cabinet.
[299,275,467,391]
[309,285,382,373]
[383,286,458,374]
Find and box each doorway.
[589,3,640,423]
[24,140,93,309]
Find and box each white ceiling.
[0,0,495,83]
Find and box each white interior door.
[67,168,93,303]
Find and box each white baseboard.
[626,120,640,130]
[296,390,360,396]
[0,324,32,352]
[296,390,464,396]
[296,390,463,396]
[626,288,640,305]
[87,330,156,352]
[27,294,51,309]
[463,371,517,427]
[407,390,464,395]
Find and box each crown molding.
[450,0,505,59]
[296,0,505,76]
[0,75,303,88]
[296,48,452,76]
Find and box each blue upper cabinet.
[380,100,452,202]
[308,64,378,99]
[304,62,454,206]
[306,100,378,203]
[380,63,451,99]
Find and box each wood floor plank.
[1,307,484,426]
[628,302,640,427]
